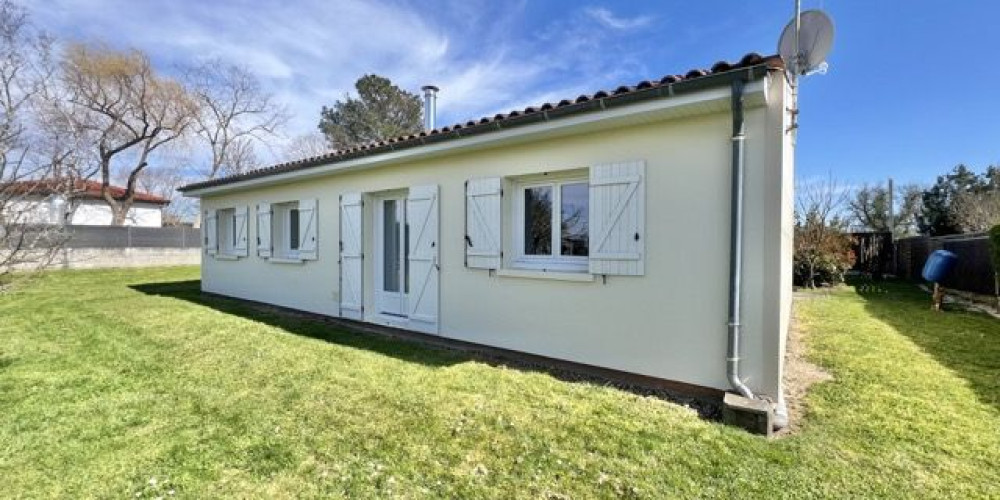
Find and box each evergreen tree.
[318,75,422,150]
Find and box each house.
[179,53,795,427]
[5,179,169,227]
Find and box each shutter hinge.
[464,235,473,247]
[634,232,640,241]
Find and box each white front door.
[374,195,408,317]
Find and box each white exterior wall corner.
[196,82,791,395]
[750,70,795,398]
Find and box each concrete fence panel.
[11,224,202,270]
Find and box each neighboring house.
[6,180,169,227]
[180,53,795,420]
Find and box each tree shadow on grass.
[130,280,463,369]
[851,278,1000,412]
[129,280,723,419]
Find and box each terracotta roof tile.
[6,179,169,204]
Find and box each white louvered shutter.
[406,184,439,333]
[589,161,645,276]
[465,177,502,269]
[298,198,318,260]
[204,209,218,255]
[339,193,363,320]
[256,203,271,258]
[234,206,249,256]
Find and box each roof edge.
[181,54,782,193]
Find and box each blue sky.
[32,1,1000,186]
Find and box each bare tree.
[283,132,329,161]
[136,158,196,225]
[952,189,1000,233]
[185,60,287,179]
[794,175,854,287]
[848,182,923,236]
[0,0,69,279]
[796,175,848,226]
[61,43,197,225]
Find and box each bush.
[989,225,1000,272]
[793,223,855,288]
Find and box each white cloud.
[583,7,653,31]
[31,1,662,164]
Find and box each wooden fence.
[851,231,893,276]
[893,233,995,295]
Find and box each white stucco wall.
[194,72,794,397]
[4,198,164,226]
[69,200,164,227]
[4,198,57,224]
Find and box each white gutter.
[184,79,767,198]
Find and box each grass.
[0,267,997,498]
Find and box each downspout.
[727,78,755,400]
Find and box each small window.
[272,202,301,259]
[289,208,300,251]
[511,172,589,272]
[217,208,236,255]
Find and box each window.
[273,202,300,259]
[260,199,317,262]
[512,172,589,272]
[217,208,236,255]
[465,161,645,277]
[289,208,300,251]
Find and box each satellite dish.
[778,9,834,76]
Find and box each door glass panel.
[404,219,410,294]
[524,186,552,255]
[560,182,589,256]
[383,200,400,292]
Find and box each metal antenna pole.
[888,177,895,236]
[794,0,802,76]
[786,0,802,135]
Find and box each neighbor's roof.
[6,179,170,204]
[181,52,783,193]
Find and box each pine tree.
[318,75,422,150]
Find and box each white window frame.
[273,202,300,260]
[216,207,237,256]
[510,170,589,273]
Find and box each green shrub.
[989,225,1000,271]
[793,224,855,288]
[989,225,1000,307]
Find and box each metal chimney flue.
[421,85,439,131]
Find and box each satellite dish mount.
[777,1,834,132]
[778,1,835,82]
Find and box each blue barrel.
[921,250,958,283]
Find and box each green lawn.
[0,267,998,498]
